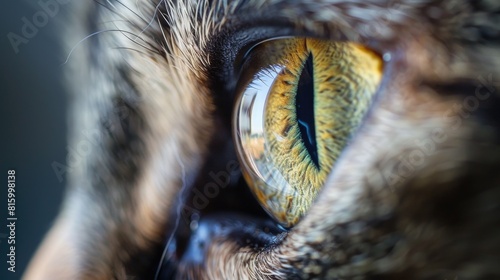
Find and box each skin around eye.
[234,38,383,227]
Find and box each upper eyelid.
[203,1,399,104]
[205,1,397,63]
[214,0,402,39]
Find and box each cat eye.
[233,38,383,227]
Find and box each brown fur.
[24,0,500,279]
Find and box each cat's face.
[25,1,500,279]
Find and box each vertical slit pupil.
[296,53,319,168]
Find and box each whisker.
[94,0,144,31]
[117,30,162,55]
[114,0,149,24]
[136,0,165,38]
[154,148,192,280]
[62,29,110,65]
[62,29,157,65]
[113,47,154,58]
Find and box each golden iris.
[234,38,383,227]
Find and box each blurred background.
[0,1,71,279]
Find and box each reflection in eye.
[234,38,383,227]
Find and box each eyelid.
[235,36,297,71]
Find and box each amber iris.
[234,38,383,227]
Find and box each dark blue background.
[0,1,70,279]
